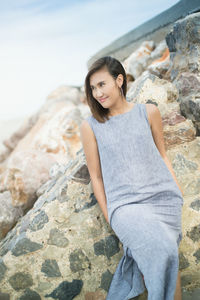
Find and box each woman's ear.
[116,74,124,88]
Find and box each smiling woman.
[80,56,183,300]
[84,56,128,122]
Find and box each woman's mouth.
[99,97,108,103]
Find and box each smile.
[99,97,108,102]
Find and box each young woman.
[80,56,183,300]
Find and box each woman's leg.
[111,205,180,300]
[174,271,182,300]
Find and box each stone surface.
[29,210,49,232]
[84,290,105,300]
[69,249,91,273]
[179,252,190,270]
[11,236,43,256]
[166,12,200,134]
[18,288,41,300]
[0,89,90,241]
[186,224,200,242]
[8,272,33,291]
[41,259,61,277]
[47,228,69,248]
[45,280,83,300]
[100,270,113,292]
[93,235,120,259]
[190,198,200,211]
[123,40,155,79]
[0,191,23,241]
[0,259,7,282]
[0,292,10,300]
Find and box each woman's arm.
[80,120,109,224]
[145,103,184,196]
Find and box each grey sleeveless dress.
[86,103,183,300]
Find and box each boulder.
[166,12,200,135]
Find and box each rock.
[193,249,200,264]
[47,228,69,248]
[0,258,7,282]
[84,290,105,300]
[166,12,200,78]
[93,235,120,259]
[173,72,200,135]
[0,145,11,164]
[18,288,41,300]
[147,48,170,79]
[45,279,83,300]
[163,118,196,150]
[8,272,33,291]
[46,85,83,105]
[186,224,200,242]
[0,151,121,299]
[150,40,168,61]
[0,292,10,300]
[179,252,190,270]
[3,150,55,209]
[3,112,40,152]
[11,235,43,256]
[41,259,61,277]
[190,198,200,211]
[100,270,113,292]
[123,41,155,79]
[166,12,200,134]
[126,72,179,114]
[0,191,23,241]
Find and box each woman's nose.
[95,88,103,97]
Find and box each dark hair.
[84,56,127,123]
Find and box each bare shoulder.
[144,103,160,128]
[80,119,102,179]
[80,119,97,146]
[80,119,94,136]
[80,119,91,130]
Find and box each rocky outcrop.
[0,86,90,240]
[0,150,121,299]
[0,11,200,300]
[166,12,200,135]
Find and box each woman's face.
[89,68,122,108]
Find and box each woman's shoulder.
[143,103,158,128]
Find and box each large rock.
[166,12,200,78]
[0,87,90,240]
[3,150,56,208]
[0,149,122,299]
[3,112,40,153]
[166,12,200,135]
[123,40,155,80]
[46,85,84,105]
[126,71,179,114]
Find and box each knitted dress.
[86,103,183,300]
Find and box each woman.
[80,56,183,300]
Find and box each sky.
[0,0,179,120]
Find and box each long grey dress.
[86,103,183,300]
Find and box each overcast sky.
[0,0,179,120]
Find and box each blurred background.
[0,0,178,136]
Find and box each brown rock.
[85,291,105,300]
